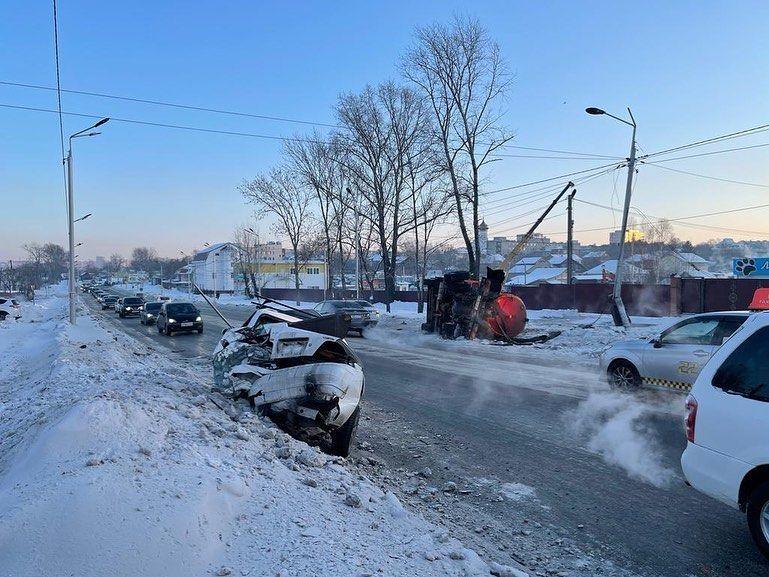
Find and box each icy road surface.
[0,291,526,577]
[79,287,769,576]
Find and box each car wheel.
[329,406,360,457]
[197,328,203,334]
[165,325,173,336]
[0,311,7,321]
[607,360,641,389]
[747,481,769,560]
[157,323,163,334]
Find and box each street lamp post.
[586,107,636,327]
[65,117,109,324]
[245,227,261,297]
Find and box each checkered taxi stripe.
[642,377,691,392]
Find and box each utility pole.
[566,189,576,286]
[585,106,636,327]
[66,148,76,324]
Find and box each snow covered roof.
[192,242,238,261]
[581,250,607,259]
[583,260,645,276]
[548,254,582,266]
[505,267,566,286]
[508,263,536,275]
[514,256,542,266]
[674,252,709,264]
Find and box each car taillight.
[684,394,698,443]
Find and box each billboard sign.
[733,258,769,277]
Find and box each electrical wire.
[642,123,769,159]
[0,102,329,144]
[642,162,769,188]
[642,141,769,164]
[0,79,623,159]
[51,0,68,216]
[480,161,624,197]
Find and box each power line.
[0,80,340,129]
[490,153,623,160]
[51,0,68,216]
[641,162,769,188]
[642,123,769,159]
[0,79,623,159]
[0,102,329,144]
[480,161,624,197]
[642,141,769,164]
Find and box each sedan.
[101,295,119,310]
[313,300,379,335]
[599,312,749,392]
[156,302,203,335]
[140,301,163,325]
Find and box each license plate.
[181,322,193,327]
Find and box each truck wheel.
[329,406,360,457]
[747,481,769,560]
[607,360,641,389]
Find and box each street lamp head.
[585,107,606,115]
[94,117,110,128]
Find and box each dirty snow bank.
[0,294,526,577]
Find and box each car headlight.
[146,314,154,318]
[195,316,202,322]
[125,307,132,311]
[168,318,176,323]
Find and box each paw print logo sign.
[733,258,769,277]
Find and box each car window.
[0,299,6,305]
[145,303,162,312]
[712,325,769,402]
[661,318,720,345]
[124,298,143,305]
[167,303,198,315]
[713,316,748,346]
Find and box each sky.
[2,0,769,261]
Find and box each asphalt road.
[85,289,768,577]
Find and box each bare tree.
[233,225,256,298]
[335,82,432,310]
[240,167,316,304]
[107,254,125,279]
[23,243,45,287]
[404,15,513,277]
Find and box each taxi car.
[599,312,749,391]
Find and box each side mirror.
[652,338,663,348]
[221,328,228,336]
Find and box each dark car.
[156,302,203,335]
[101,295,118,310]
[140,301,163,325]
[314,300,380,335]
[117,296,145,318]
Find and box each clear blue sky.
[2,0,769,260]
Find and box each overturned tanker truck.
[422,182,575,343]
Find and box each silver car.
[599,312,749,392]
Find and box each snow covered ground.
[0,290,528,577]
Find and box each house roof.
[508,263,536,275]
[192,242,237,261]
[583,259,645,276]
[505,267,566,286]
[674,252,709,264]
[549,253,583,266]
[514,256,542,266]
[581,250,607,259]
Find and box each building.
[574,259,647,283]
[187,242,239,294]
[659,252,712,278]
[505,267,568,286]
[515,232,550,253]
[609,228,644,244]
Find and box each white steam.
[568,392,675,488]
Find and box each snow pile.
[0,294,526,577]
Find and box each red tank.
[485,293,527,340]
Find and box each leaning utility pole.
[613,111,637,327]
[566,189,576,286]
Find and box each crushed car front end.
[212,308,363,455]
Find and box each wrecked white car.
[213,303,363,456]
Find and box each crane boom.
[497,181,575,272]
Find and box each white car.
[213,303,363,457]
[0,297,21,321]
[681,311,769,560]
[599,312,749,391]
